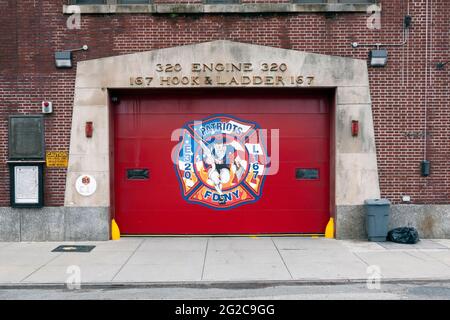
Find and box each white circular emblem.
[75,174,97,196]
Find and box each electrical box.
[421,160,430,177]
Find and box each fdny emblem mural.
[174,115,268,210]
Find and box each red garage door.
[113,89,330,234]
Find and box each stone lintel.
[63,3,377,15]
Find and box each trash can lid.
[364,198,391,205]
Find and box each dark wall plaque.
[9,115,45,160]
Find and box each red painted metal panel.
[113,89,330,234]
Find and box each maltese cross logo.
[174,114,268,210]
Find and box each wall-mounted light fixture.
[352,42,389,68]
[351,15,412,68]
[55,45,88,69]
[55,51,72,68]
[369,49,388,67]
[436,61,449,70]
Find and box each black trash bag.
[387,227,420,244]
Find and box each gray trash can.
[364,199,391,242]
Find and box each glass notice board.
[9,163,44,208]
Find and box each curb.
[1,278,450,290]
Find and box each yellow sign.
[46,151,68,168]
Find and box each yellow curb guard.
[325,217,334,239]
[111,219,121,240]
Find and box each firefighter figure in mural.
[198,133,245,204]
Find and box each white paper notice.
[14,166,39,204]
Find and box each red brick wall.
[0,0,449,206]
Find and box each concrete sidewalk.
[0,237,450,285]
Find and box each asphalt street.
[1,281,449,300]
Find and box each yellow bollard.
[325,217,334,239]
[111,219,121,240]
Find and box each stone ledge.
[63,3,377,14]
[336,204,450,240]
[0,207,110,241]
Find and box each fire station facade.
[0,0,449,241]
